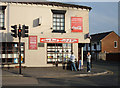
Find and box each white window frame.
[114,41,117,48]
[53,13,65,31]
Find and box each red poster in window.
[40,38,78,43]
[71,17,83,32]
[29,36,37,50]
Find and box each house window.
[114,41,117,48]
[94,44,96,49]
[88,43,91,47]
[51,10,66,33]
[97,42,99,45]
[0,6,6,30]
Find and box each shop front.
[40,38,79,66]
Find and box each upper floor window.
[114,41,117,48]
[51,10,66,33]
[97,42,99,45]
[0,6,6,30]
[94,43,96,49]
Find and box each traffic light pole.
[18,25,22,74]
[11,24,29,74]
[19,36,21,74]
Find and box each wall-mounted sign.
[71,17,83,32]
[29,36,37,50]
[38,43,44,47]
[40,38,78,43]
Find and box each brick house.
[84,31,120,61]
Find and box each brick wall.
[101,32,120,53]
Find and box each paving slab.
[2,66,111,78]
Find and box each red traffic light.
[19,29,21,32]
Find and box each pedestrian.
[70,52,77,71]
[87,52,91,72]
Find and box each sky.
[48,0,119,35]
[70,2,118,35]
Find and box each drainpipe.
[90,43,92,68]
[7,3,10,42]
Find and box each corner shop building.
[0,1,91,67]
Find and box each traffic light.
[11,25,17,38]
[22,25,29,37]
[18,29,22,37]
[18,24,22,37]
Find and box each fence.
[98,52,106,61]
[98,52,120,61]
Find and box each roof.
[0,0,92,10]
[90,31,113,42]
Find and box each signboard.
[29,36,37,50]
[71,17,83,32]
[40,38,78,43]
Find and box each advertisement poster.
[29,36,37,50]
[40,38,78,43]
[71,17,83,32]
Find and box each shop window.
[2,59,6,63]
[114,41,117,48]
[0,6,6,30]
[7,58,13,63]
[51,10,66,33]
[1,42,25,64]
[47,43,72,64]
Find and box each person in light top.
[87,52,91,72]
[70,52,77,71]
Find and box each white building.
[0,1,91,67]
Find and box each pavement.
[1,60,118,86]
[2,65,112,78]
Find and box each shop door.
[78,47,81,66]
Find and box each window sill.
[52,30,66,33]
[0,27,6,30]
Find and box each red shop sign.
[71,17,83,32]
[40,38,78,43]
[29,36,37,50]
